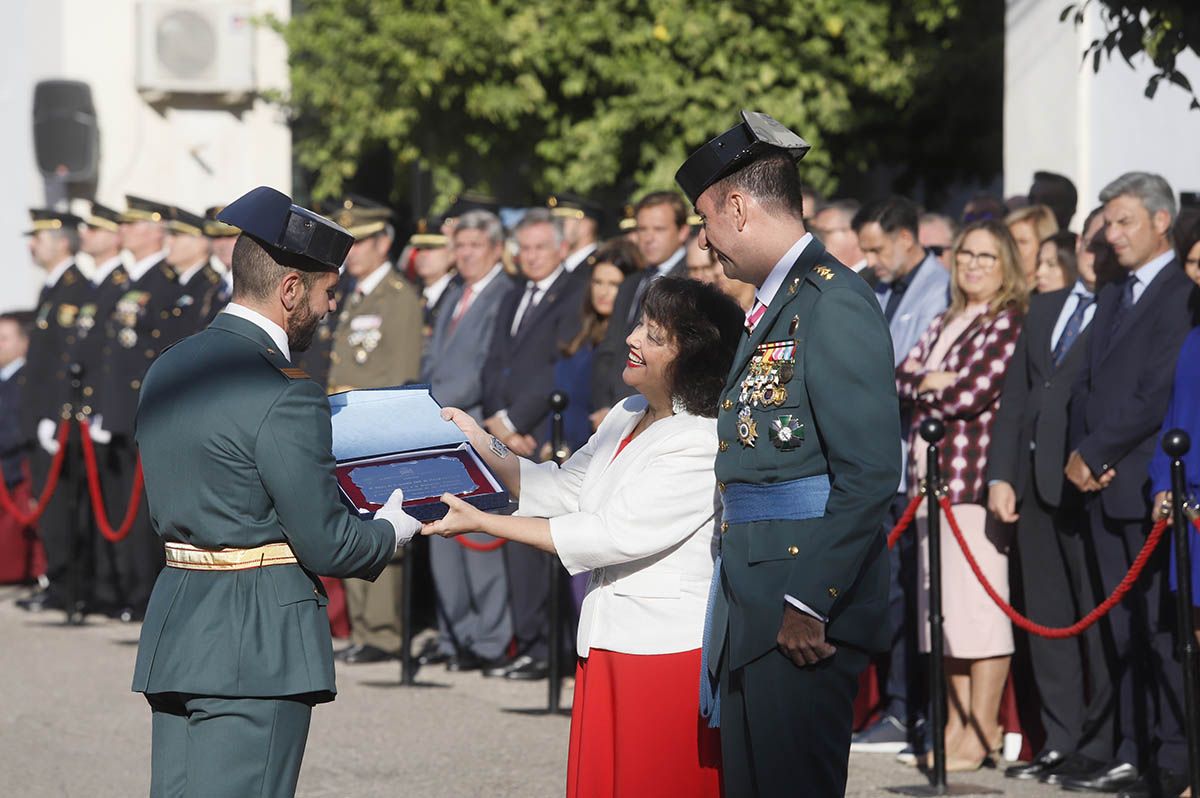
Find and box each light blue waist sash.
[721,474,831,524]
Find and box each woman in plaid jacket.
[896,219,1028,772]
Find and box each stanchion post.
[547,391,568,714]
[921,418,947,792]
[1163,429,1200,797]
[399,546,416,685]
[66,363,85,625]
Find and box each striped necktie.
[1051,291,1094,366]
[744,300,767,334]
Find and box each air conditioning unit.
[136,2,256,99]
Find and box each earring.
[672,395,687,415]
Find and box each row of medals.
[736,348,794,448]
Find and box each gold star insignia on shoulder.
[814,265,835,281]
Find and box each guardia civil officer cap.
[617,203,637,232]
[121,195,171,224]
[547,193,605,226]
[674,110,811,205]
[445,192,500,220]
[408,217,448,249]
[84,202,123,232]
[329,194,393,239]
[203,205,240,238]
[217,186,353,272]
[24,208,84,235]
[166,206,206,237]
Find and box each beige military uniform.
[327,260,423,656]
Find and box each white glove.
[37,419,60,455]
[375,488,422,552]
[89,414,112,444]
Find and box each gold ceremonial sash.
[164,541,298,571]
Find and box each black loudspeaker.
[33,80,99,182]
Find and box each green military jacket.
[327,268,424,393]
[131,313,396,702]
[712,239,901,674]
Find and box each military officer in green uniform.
[326,197,425,664]
[133,186,422,797]
[679,112,901,796]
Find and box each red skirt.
[567,647,722,798]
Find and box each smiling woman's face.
[622,314,678,399]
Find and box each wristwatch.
[489,435,510,459]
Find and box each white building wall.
[1006,0,1200,228]
[1,0,291,312]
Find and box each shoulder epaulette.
[279,366,310,380]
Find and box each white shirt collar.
[92,255,123,285]
[1130,247,1174,288]
[177,260,207,285]
[356,262,393,297]
[0,357,24,382]
[564,242,597,273]
[44,257,74,287]
[528,265,563,293]
[655,246,687,277]
[423,272,454,306]
[220,303,291,362]
[755,233,814,307]
[1071,278,1094,299]
[465,263,504,295]
[128,249,168,282]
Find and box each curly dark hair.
[640,277,745,418]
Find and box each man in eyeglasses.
[919,212,957,269]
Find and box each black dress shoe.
[1060,761,1139,793]
[1115,769,1189,798]
[1006,749,1069,780]
[482,657,514,678]
[417,649,451,667]
[341,645,396,664]
[335,644,363,662]
[16,590,60,612]
[117,606,145,623]
[505,655,549,681]
[1041,754,1105,785]
[446,651,483,672]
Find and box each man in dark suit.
[590,191,690,425]
[988,206,1110,783]
[482,207,585,680]
[16,210,93,617]
[681,111,900,797]
[1059,173,1193,798]
[0,312,31,493]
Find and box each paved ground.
[0,584,1068,797]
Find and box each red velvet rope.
[0,420,70,526]
[454,534,506,552]
[938,494,1169,639]
[887,494,925,550]
[78,419,144,543]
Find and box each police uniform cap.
[25,208,84,236]
[217,185,353,272]
[166,206,207,237]
[617,204,637,232]
[121,195,171,224]
[409,217,448,249]
[546,193,605,227]
[330,194,393,239]
[203,205,240,238]
[84,202,123,233]
[445,192,500,220]
[674,110,811,205]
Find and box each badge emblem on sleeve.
[770,415,804,450]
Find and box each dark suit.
[590,254,687,412]
[483,266,584,662]
[1068,258,1193,773]
[713,241,900,796]
[987,287,1102,757]
[0,363,27,488]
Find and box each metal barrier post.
[546,391,568,714]
[1164,430,1200,796]
[65,363,85,625]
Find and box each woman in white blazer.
[426,278,744,798]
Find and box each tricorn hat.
[217,186,353,272]
[674,110,811,205]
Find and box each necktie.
[1110,276,1136,335]
[1051,292,1094,366]
[883,279,908,322]
[513,283,539,336]
[448,286,473,334]
[744,300,767,334]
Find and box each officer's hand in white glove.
[89,414,112,444]
[374,488,422,551]
[37,418,60,455]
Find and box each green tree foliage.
[1063,1,1200,109]
[269,0,968,211]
